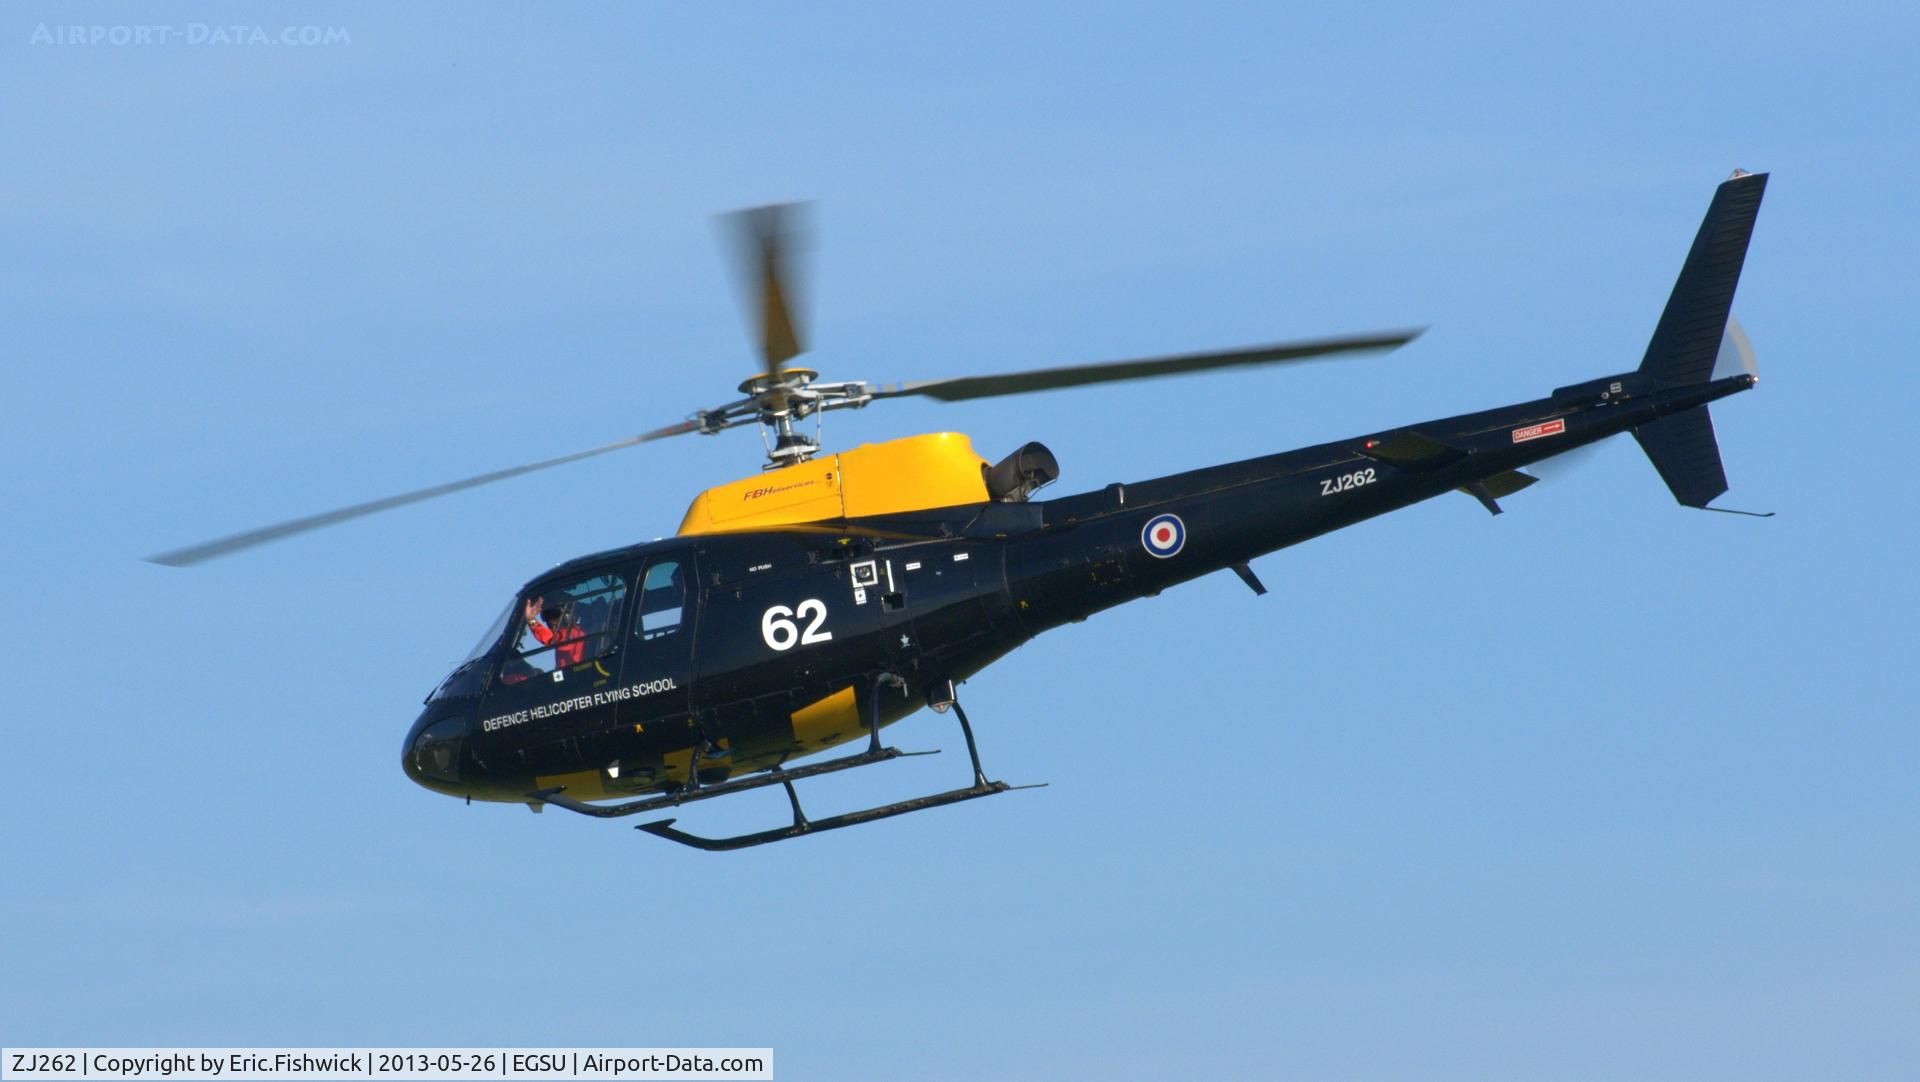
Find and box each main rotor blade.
[727,202,808,378]
[145,419,704,567]
[868,328,1423,403]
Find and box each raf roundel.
[1141,513,1186,559]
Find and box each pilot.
[523,595,587,669]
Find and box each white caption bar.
[2,1050,772,1081]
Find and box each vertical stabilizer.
[1637,171,1767,389]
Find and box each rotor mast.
[695,367,879,469]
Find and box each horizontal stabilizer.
[1362,431,1466,469]
[1455,469,1537,515]
[1478,470,1539,499]
[1633,406,1728,508]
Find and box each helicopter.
[151,171,1769,850]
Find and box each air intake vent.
[983,442,1060,503]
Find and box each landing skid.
[638,684,1041,850]
[637,775,1029,851]
[528,675,1041,849]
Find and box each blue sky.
[3,3,1916,1079]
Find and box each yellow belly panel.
[790,686,860,750]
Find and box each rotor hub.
[737,367,818,397]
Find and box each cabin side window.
[636,558,687,642]
[500,571,627,684]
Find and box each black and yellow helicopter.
[151,172,1769,849]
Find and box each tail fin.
[1637,171,1767,389]
[1634,171,1766,508]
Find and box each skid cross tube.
[869,670,906,754]
[635,680,1043,850]
[949,699,990,789]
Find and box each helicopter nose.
[403,710,471,793]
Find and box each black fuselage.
[403,372,1754,804]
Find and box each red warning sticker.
[1511,419,1566,444]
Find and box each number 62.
[762,599,833,651]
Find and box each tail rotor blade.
[1713,314,1758,380]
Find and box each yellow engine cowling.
[676,432,991,536]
